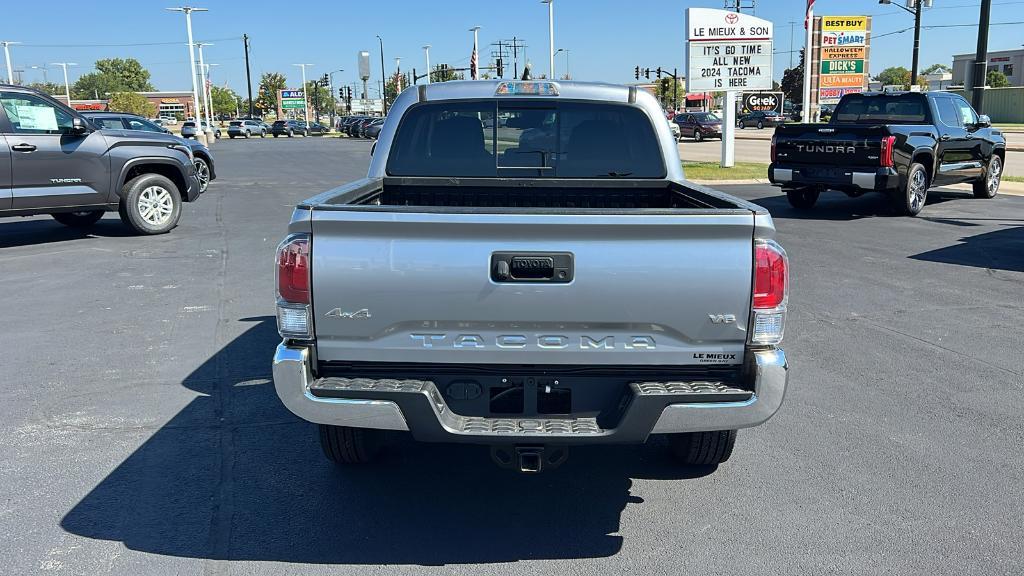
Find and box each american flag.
[804,0,815,29]
[470,42,479,80]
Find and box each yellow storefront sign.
[821,46,866,60]
[819,73,864,88]
[822,16,868,31]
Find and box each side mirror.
[976,114,991,128]
[71,117,91,135]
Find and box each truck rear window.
[832,94,930,124]
[386,101,666,178]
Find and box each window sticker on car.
[16,105,58,131]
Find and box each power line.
[18,36,242,48]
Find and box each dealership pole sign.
[816,16,870,105]
[686,8,774,92]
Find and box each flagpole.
[469,26,480,80]
[801,1,814,123]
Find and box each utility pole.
[243,34,254,118]
[502,37,527,79]
[1,41,20,84]
[972,0,992,112]
[880,0,926,86]
[541,0,555,79]
[376,35,387,115]
[51,62,77,106]
[166,6,208,145]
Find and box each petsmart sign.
[686,8,773,92]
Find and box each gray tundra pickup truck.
[273,80,789,472]
[0,85,202,234]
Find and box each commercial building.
[952,48,1023,88]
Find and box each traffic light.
[656,67,662,79]
[644,68,651,80]
[634,66,640,80]
[339,87,344,98]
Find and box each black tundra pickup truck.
[768,92,1006,216]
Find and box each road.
[1,137,1022,575]
[679,131,1024,177]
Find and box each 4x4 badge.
[325,308,371,319]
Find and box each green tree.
[780,49,805,104]
[986,70,1010,88]
[72,72,121,100]
[107,92,156,117]
[304,80,333,117]
[94,58,153,91]
[210,85,238,116]
[430,64,462,83]
[654,76,685,109]
[27,82,65,96]
[256,72,287,114]
[921,63,951,76]
[875,66,911,88]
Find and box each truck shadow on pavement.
[60,316,716,565]
[0,216,134,249]
[752,189,965,221]
[911,225,1024,273]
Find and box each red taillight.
[770,135,777,162]
[880,135,896,168]
[753,240,788,310]
[276,235,310,304]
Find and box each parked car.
[227,119,267,138]
[674,111,723,141]
[737,110,785,129]
[272,80,789,473]
[82,111,217,193]
[160,115,179,125]
[344,116,369,136]
[307,122,330,135]
[364,118,385,139]
[769,91,1005,216]
[181,120,221,139]
[356,117,378,138]
[0,84,203,234]
[271,119,306,137]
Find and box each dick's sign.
[741,92,783,114]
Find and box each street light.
[30,64,48,83]
[205,62,220,122]
[292,63,313,131]
[196,42,214,142]
[376,35,387,115]
[422,45,431,84]
[1,41,21,84]
[541,0,554,79]
[395,57,402,91]
[878,0,932,85]
[328,69,343,125]
[166,6,208,144]
[50,62,77,106]
[555,48,570,80]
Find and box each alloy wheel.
[195,160,211,192]
[909,168,927,212]
[988,156,1002,195]
[137,186,174,226]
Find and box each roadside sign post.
[686,8,773,168]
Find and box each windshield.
[386,100,665,178]
[694,113,720,122]
[832,94,930,124]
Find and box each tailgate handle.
[491,252,573,283]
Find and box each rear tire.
[52,210,104,228]
[319,425,383,465]
[118,173,182,235]
[973,155,1002,199]
[786,187,820,210]
[694,130,704,142]
[757,120,764,129]
[670,430,737,466]
[892,161,929,216]
[260,130,266,138]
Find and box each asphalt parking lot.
[2,137,1022,575]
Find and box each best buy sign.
[821,59,864,74]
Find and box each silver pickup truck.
[273,80,789,472]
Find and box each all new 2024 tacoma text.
[272,81,790,472]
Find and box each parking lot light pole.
[422,45,431,84]
[166,6,208,145]
[50,62,77,107]
[292,63,313,132]
[206,62,220,124]
[376,36,387,116]
[196,43,214,145]
[541,0,554,79]
[1,41,20,84]
[329,69,343,126]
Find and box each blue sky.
[3,0,1022,95]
